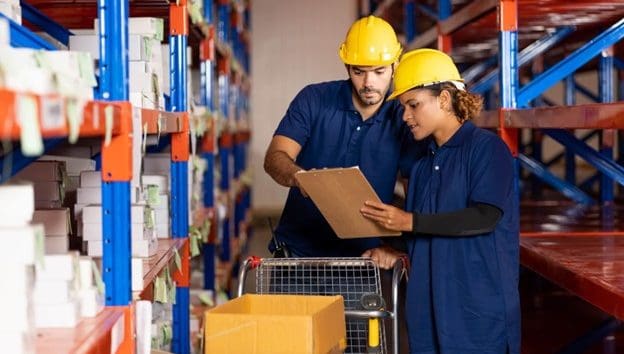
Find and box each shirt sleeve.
[274,85,316,147]
[411,203,502,236]
[468,134,515,211]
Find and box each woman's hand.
[361,245,405,270]
[360,200,413,232]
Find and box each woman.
[361,49,520,354]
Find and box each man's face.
[348,65,393,106]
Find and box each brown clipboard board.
[294,166,401,238]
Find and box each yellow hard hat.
[388,49,463,100]
[338,16,402,66]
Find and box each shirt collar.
[427,120,476,152]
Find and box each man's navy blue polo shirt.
[404,121,520,354]
[272,79,419,257]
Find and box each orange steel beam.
[101,102,133,182]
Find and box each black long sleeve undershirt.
[411,203,502,237]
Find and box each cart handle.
[237,256,262,297]
[345,309,392,319]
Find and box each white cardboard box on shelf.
[142,174,168,193]
[0,297,33,332]
[34,279,73,305]
[39,155,96,176]
[82,222,149,241]
[0,225,42,265]
[95,17,164,41]
[0,183,34,226]
[36,253,79,281]
[13,160,66,182]
[32,208,70,235]
[68,34,98,59]
[82,204,150,224]
[78,257,94,290]
[5,265,35,300]
[87,237,157,258]
[129,70,154,93]
[155,223,170,239]
[79,170,102,188]
[79,287,104,317]
[35,299,80,328]
[0,331,34,354]
[132,257,144,291]
[44,234,70,254]
[77,186,141,204]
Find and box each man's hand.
[362,245,405,270]
[360,200,412,232]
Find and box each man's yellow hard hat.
[338,16,402,66]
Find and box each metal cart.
[237,256,408,354]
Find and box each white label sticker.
[39,96,65,130]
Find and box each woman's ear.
[438,90,452,111]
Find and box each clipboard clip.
[268,218,290,258]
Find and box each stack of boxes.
[0,184,40,354]
[69,17,166,110]
[34,253,81,328]
[32,208,71,254]
[76,170,158,258]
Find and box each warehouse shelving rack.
[0,0,251,352]
[368,0,624,350]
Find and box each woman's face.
[398,89,445,141]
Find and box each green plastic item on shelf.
[77,53,97,86]
[145,207,155,229]
[201,219,211,243]
[197,291,214,307]
[156,112,162,143]
[189,227,201,257]
[104,105,113,146]
[162,323,173,345]
[92,259,105,294]
[17,95,44,156]
[66,98,82,144]
[188,1,202,24]
[173,248,182,273]
[34,225,45,268]
[147,185,160,206]
[154,274,167,303]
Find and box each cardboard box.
[0,183,34,226]
[39,155,96,176]
[33,181,64,203]
[13,160,66,182]
[33,208,71,235]
[204,294,346,354]
[0,224,42,265]
[44,234,70,254]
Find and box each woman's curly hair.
[426,82,483,123]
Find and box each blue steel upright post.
[564,75,577,185]
[200,0,217,291]
[599,48,615,203]
[169,1,191,353]
[498,0,520,193]
[97,0,134,351]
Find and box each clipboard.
[294,166,401,238]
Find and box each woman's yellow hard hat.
[388,49,463,100]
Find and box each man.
[264,16,419,268]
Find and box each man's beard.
[358,87,383,105]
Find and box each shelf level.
[138,238,187,300]
[141,108,187,134]
[472,102,624,129]
[0,89,128,140]
[36,307,126,354]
